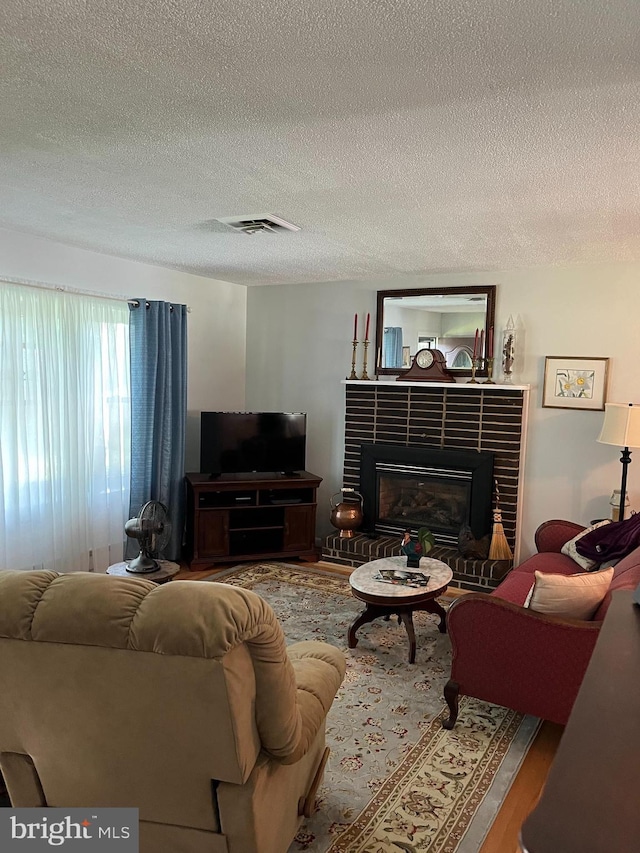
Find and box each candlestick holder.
[360,340,371,380]
[482,357,495,384]
[347,340,358,380]
[467,358,480,383]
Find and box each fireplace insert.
[360,443,494,546]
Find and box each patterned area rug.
[210,563,539,853]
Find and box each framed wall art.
[542,356,609,410]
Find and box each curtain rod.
[0,275,191,312]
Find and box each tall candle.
[473,328,479,359]
[353,313,358,341]
[488,326,493,358]
[365,312,370,341]
[479,329,484,356]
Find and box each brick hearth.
[321,381,529,591]
[323,531,512,592]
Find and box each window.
[0,283,131,572]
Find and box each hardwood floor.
[479,720,563,853]
[174,565,222,580]
[176,557,562,850]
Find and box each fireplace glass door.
[377,467,471,544]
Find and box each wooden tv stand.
[185,471,323,569]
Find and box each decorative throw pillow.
[561,519,612,570]
[524,567,614,620]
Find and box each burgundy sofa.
[443,519,640,728]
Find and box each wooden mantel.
[343,379,530,391]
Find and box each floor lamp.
[597,403,640,522]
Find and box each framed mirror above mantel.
[375,285,496,378]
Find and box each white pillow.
[561,520,612,570]
[525,567,614,620]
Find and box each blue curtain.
[128,300,187,560]
[383,326,403,368]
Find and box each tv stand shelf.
[185,472,323,569]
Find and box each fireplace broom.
[489,483,513,561]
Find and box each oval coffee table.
[348,555,453,664]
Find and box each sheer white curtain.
[0,282,131,572]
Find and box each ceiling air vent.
[216,214,300,236]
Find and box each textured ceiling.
[1,0,640,285]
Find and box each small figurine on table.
[401,527,436,568]
[400,529,422,568]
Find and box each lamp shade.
[597,403,640,449]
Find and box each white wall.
[246,263,640,558]
[5,226,636,559]
[440,311,485,337]
[0,228,247,470]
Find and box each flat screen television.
[200,412,307,476]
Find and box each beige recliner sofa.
[0,570,346,853]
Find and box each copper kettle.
[330,487,364,538]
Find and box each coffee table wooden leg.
[348,605,384,649]
[398,611,417,664]
[422,598,447,633]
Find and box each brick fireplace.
[322,381,529,591]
